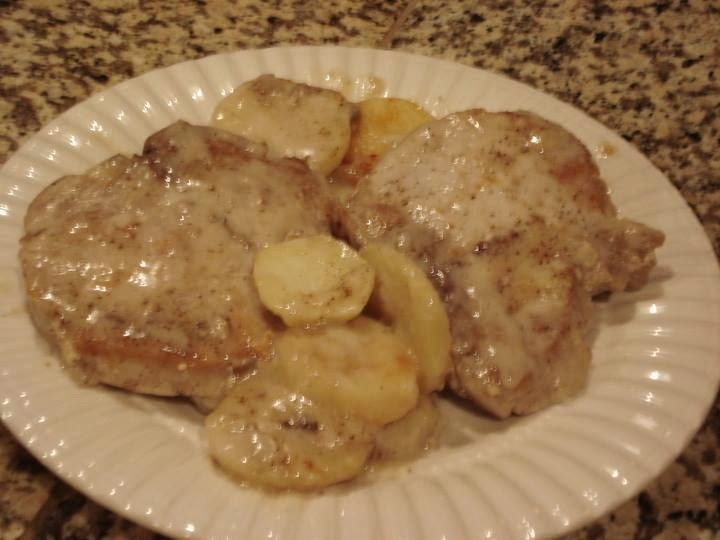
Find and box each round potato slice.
[211,75,353,176]
[373,395,439,462]
[275,317,419,426]
[350,97,434,159]
[206,370,375,490]
[331,98,434,186]
[360,243,452,393]
[253,235,375,327]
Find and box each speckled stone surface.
[0,1,718,539]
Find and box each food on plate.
[19,72,664,490]
[331,97,434,186]
[208,314,432,489]
[275,317,419,426]
[205,369,375,490]
[339,109,665,417]
[252,235,375,327]
[20,121,332,406]
[360,243,452,393]
[211,74,353,175]
[373,395,439,462]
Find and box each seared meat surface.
[20,121,331,404]
[339,109,664,417]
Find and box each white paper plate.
[1,46,718,540]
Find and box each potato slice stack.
[207,234,451,489]
[206,80,447,489]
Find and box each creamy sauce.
[212,75,354,176]
[366,112,612,251]
[353,111,606,405]
[346,108,662,417]
[594,142,617,159]
[206,370,376,491]
[21,122,330,400]
[321,70,387,101]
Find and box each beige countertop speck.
[0,1,718,539]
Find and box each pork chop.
[339,109,664,417]
[20,121,332,404]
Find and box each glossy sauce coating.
[341,109,664,417]
[212,74,354,176]
[20,122,332,402]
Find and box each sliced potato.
[351,98,434,157]
[360,243,451,393]
[211,75,353,175]
[331,98,433,185]
[373,395,439,462]
[275,317,419,426]
[206,370,374,490]
[253,235,375,327]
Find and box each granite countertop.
[0,0,718,538]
